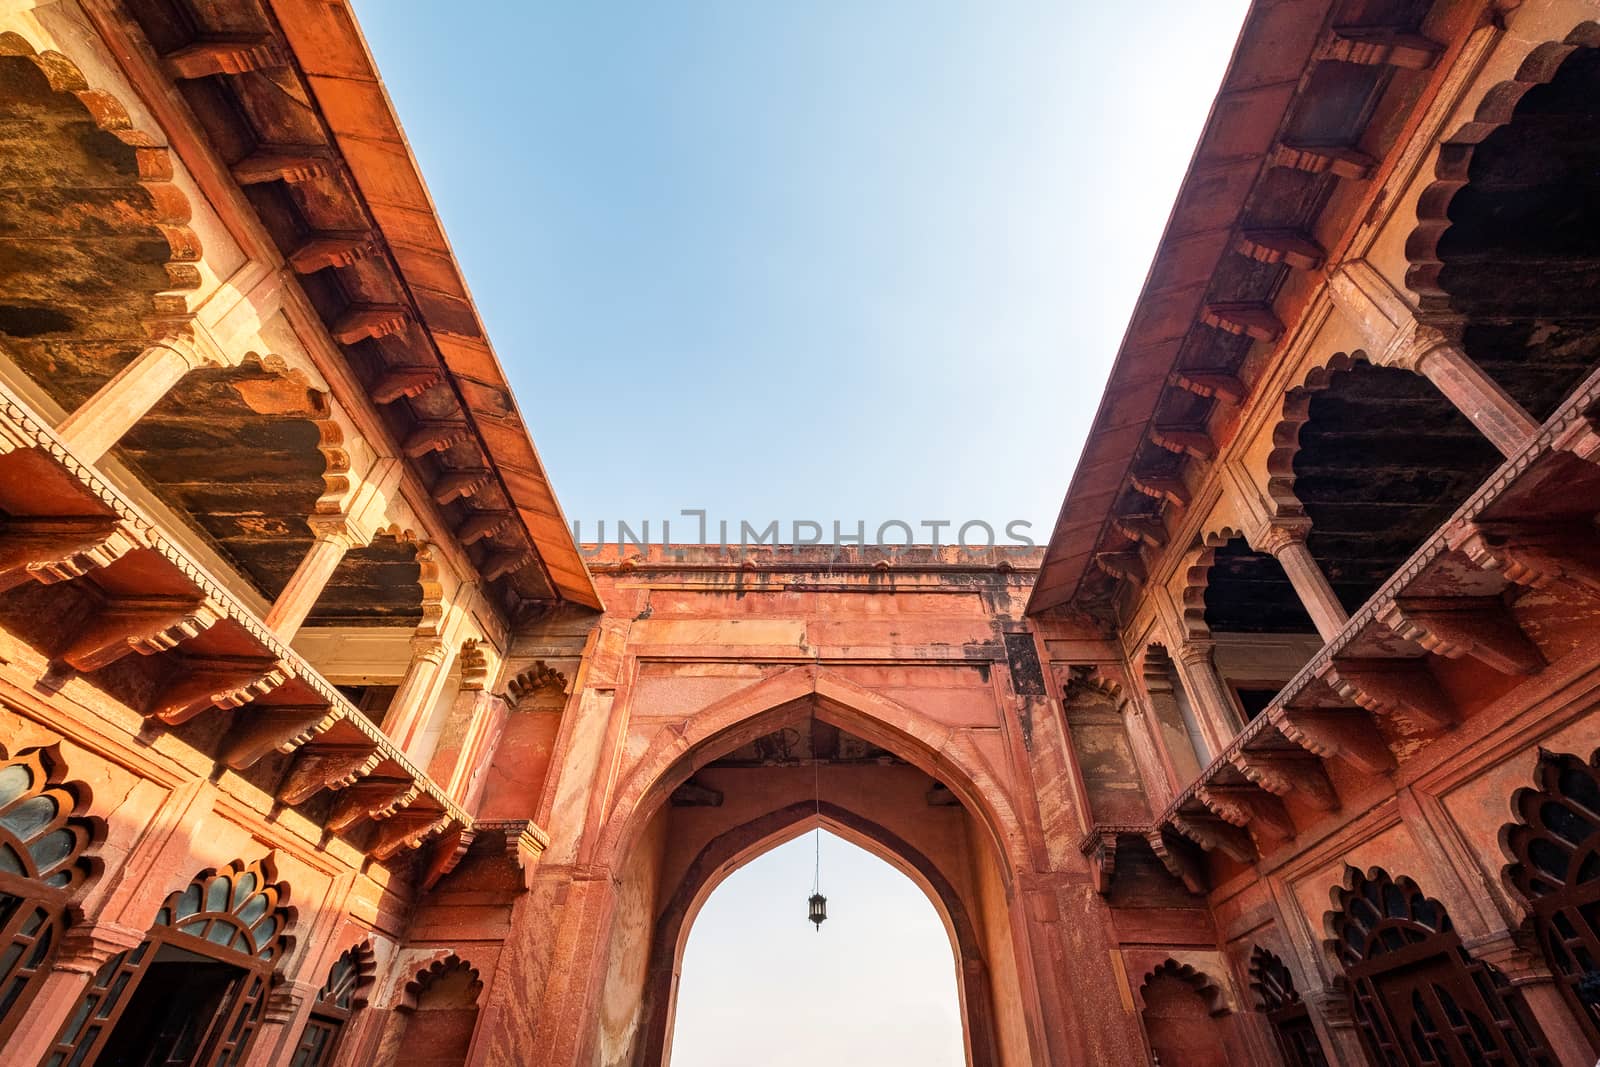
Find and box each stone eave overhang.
[0,380,542,872]
[1079,365,1600,893]
[1028,0,1470,617]
[103,0,601,613]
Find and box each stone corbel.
[55,595,222,673]
[1170,810,1257,864]
[277,743,382,805]
[0,517,142,593]
[1147,828,1208,895]
[326,778,420,834]
[1377,597,1545,675]
[1232,749,1339,812]
[1080,830,1119,895]
[54,920,148,975]
[1197,784,1295,845]
[1448,520,1600,595]
[1272,705,1397,775]
[147,655,292,725]
[217,704,339,769]
[1316,657,1455,731]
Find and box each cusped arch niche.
[1407,22,1600,420]
[0,743,101,1046]
[119,354,347,604]
[1324,865,1554,1065]
[1501,746,1600,1052]
[0,33,200,408]
[1138,959,1231,1067]
[1270,352,1500,613]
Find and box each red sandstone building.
[0,0,1596,1064]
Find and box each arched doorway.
[582,674,1034,1067]
[669,827,965,1067]
[42,856,294,1066]
[1326,865,1554,1066]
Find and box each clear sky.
[352,2,1248,1061]
[351,0,1249,547]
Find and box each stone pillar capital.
[410,634,451,665]
[1176,639,1216,666]
[1469,929,1552,984]
[56,919,147,974]
[1385,323,1456,375]
[1252,519,1313,558]
[305,513,371,551]
[1304,982,1357,1028]
[264,978,319,1023]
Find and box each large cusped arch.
[593,665,1029,880]
[0,30,200,407]
[638,800,1002,1067]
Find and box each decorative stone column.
[381,635,456,757]
[1474,931,1594,1064]
[1304,983,1372,1067]
[264,516,370,640]
[1254,521,1348,643]
[56,336,227,462]
[1174,639,1241,753]
[239,978,319,1067]
[1327,261,1538,457]
[3,919,147,1064]
[1402,332,1538,457]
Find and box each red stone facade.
[1,0,1599,1065]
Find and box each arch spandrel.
[591,665,1029,879]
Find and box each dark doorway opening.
[97,944,247,1067]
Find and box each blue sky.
[353,0,1249,546]
[352,2,1249,1061]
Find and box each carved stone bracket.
[149,656,292,725]
[326,778,420,834]
[56,595,221,673]
[1377,597,1545,675]
[1448,520,1600,595]
[1317,657,1455,731]
[0,517,141,592]
[1147,828,1207,895]
[1232,749,1339,811]
[218,705,338,770]
[277,744,381,806]
[1272,706,1397,775]
[1170,810,1256,864]
[1198,784,1295,844]
[1081,830,1119,895]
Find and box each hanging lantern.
[808,712,827,931]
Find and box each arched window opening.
[1292,362,1502,613]
[1502,747,1600,1053]
[670,830,966,1067]
[1200,538,1320,720]
[0,745,97,1047]
[1138,960,1231,1067]
[1327,866,1554,1066]
[1425,40,1600,422]
[42,856,293,1067]
[393,956,482,1067]
[1248,945,1328,1067]
[290,942,375,1067]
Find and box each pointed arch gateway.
[638,800,1002,1067]
[585,665,1039,1067]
